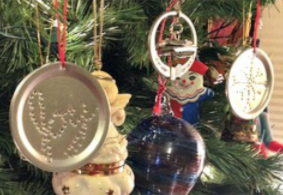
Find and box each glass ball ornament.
[127,114,206,195]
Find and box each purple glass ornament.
[127,115,205,195]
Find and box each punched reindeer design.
[28,90,96,163]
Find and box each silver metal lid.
[226,48,274,119]
[10,62,110,172]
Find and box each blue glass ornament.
[127,114,205,195]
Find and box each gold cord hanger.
[46,19,54,64]
[36,2,56,64]
[242,1,252,46]
[93,0,105,71]
[35,2,44,66]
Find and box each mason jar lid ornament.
[148,0,197,80]
[10,62,110,172]
[226,48,274,120]
[226,0,274,120]
[9,0,110,172]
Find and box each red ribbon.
[153,74,167,115]
[253,0,261,52]
[158,0,180,43]
[54,0,68,67]
[153,0,179,115]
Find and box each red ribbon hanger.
[253,0,261,52]
[153,0,180,115]
[54,0,68,67]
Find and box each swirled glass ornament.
[127,114,205,195]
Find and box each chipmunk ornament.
[222,109,283,158]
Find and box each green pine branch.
[0,0,281,195]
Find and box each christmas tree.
[0,0,283,195]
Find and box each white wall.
[259,0,283,143]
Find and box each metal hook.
[173,0,185,20]
[173,2,181,12]
[173,0,185,12]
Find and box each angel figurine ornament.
[52,71,134,195]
